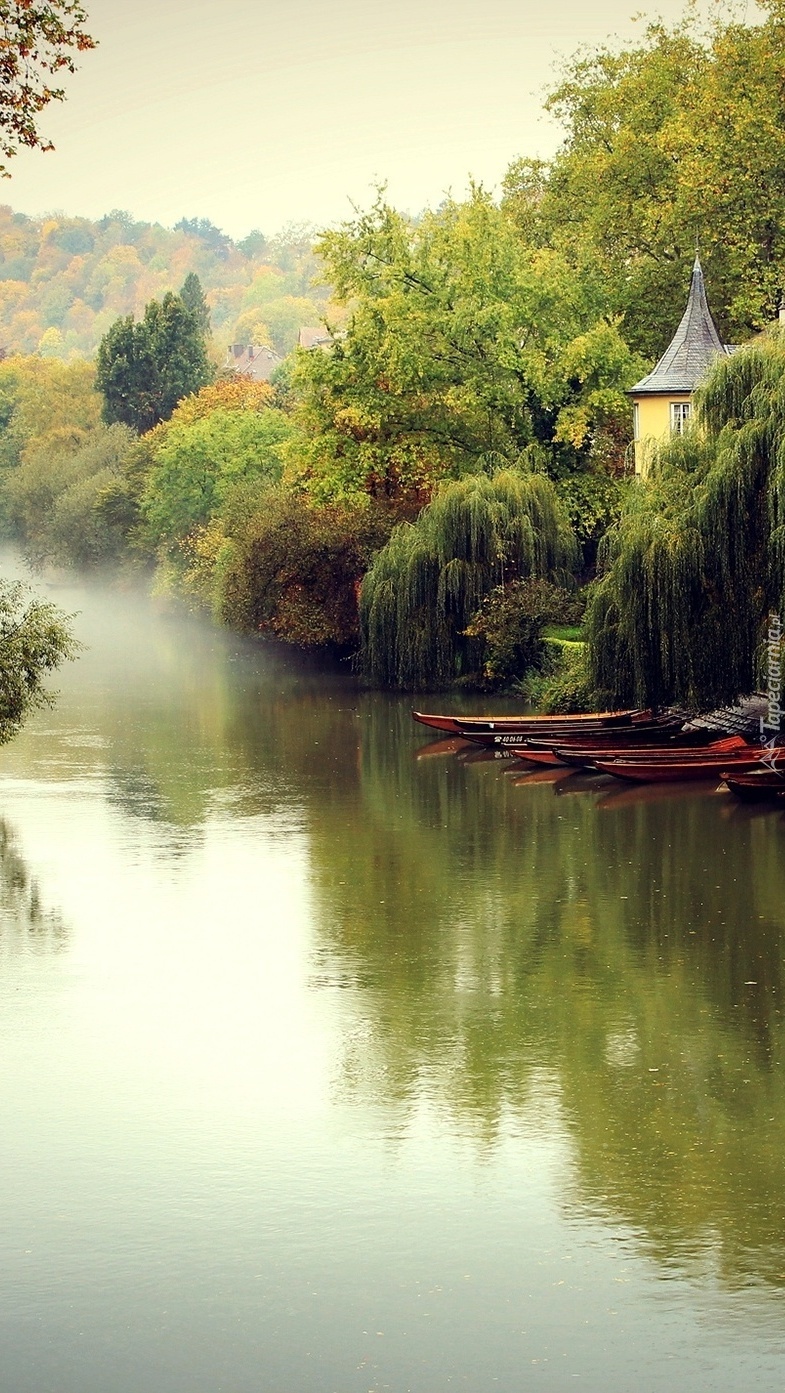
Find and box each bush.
[217,490,393,648]
[464,578,580,686]
[521,641,596,713]
[0,581,79,741]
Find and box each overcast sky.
[5,0,716,239]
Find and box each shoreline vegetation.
[2,3,785,710]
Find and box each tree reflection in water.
[0,818,67,953]
[305,704,785,1291]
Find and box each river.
[0,572,784,1392]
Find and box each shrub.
[217,490,393,648]
[464,579,580,686]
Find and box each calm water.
[1,575,785,1392]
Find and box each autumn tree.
[141,406,291,546]
[4,420,139,568]
[0,1,95,175]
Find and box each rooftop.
[630,257,730,396]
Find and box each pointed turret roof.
[630,257,729,395]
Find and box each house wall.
[633,393,692,475]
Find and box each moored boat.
[513,732,739,769]
[551,733,748,770]
[594,747,783,783]
[454,715,677,748]
[722,768,785,802]
[412,708,650,736]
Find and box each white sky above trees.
[6,0,712,239]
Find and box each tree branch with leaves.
[0,1,95,175]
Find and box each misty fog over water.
[1,567,785,1392]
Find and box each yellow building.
[630,256,732,475]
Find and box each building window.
[633,402,640,440]
[670,401,692,434]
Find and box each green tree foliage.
[96,290,213,433]
[0,578,78,740]
[586,332,785,710]
[141,406,291,545]
[3,421,140,567]
[291,189,642,510]
[217,489,393,647]
[0,1,95,174]
[359,469,577,689]
[179,272,210,335]
[506,3,785,356]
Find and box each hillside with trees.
[0,207,335,360]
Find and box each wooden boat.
[722,768,785,803]
[552,733,748,770]
[412,708,649,736]
[524,717,686,750]
[596,780,726,810]
[594,747,783,783]
[455,714,678,749]
[504,724,727,768]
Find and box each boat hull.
[723,770,785,802]
[412,708,649,737]
[552,734,747,770]
[595,750,782,783]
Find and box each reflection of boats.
[414,736,473,759]
[510,767,576,787]
[722,769,785,803]
[553,771,613,796]
[596,780,726,810]
[412,708,650,737]
[457,744,521,764]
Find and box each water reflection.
[305,712,785,1289]
[5,568,785,1305]
[0,817,67,952]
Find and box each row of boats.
[412,707,785,802]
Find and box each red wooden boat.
[722,768,785,802]
[412,708,649,736]
[594,747,783,783]
[456,715,679,749]
[515,735,730,769]
[552,733,747,770]
[524,717,686,749]
[505,725,727,768]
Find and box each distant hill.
[0,207,337,361]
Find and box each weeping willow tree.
[359,469,577,688]
[587,333,785,710]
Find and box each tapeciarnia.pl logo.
[759,612,783,770]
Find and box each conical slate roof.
[630,257,729,395]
